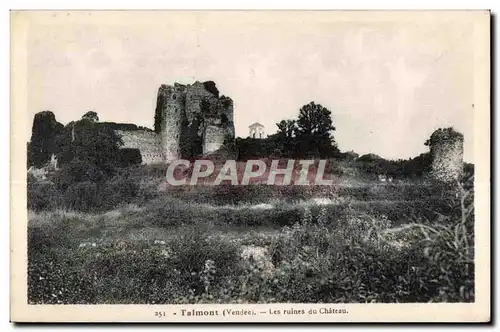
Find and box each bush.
[119,148,142,167]
[27,181,60,211]
[63,181,100,211]
[354,153,431,179]
[213,184,275,205]
[28,168,141,212]
[140,163,169,178]
[99,174,140,210]
[54,160,107,191]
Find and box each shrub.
[99,174,140,210]
[54,160,107,191]
[63,181,100,212]
[29,167,141,212]
[27,181,60,211]
[139,163,169,178]
[119,148,142,167]
[213,184,275,205]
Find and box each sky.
[25,11,476,161]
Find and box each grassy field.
[27,165,475,304]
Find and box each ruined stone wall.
[201,97,234,154]
[185,82,216,123]
[115,130,163,164]
[203,125,231,154]
[429,129,464,183]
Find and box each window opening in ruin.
[172,94,177,100]
[253,133,256,138]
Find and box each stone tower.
[428,128,464,183]
[156,84,186,161]
[155,81,235,161]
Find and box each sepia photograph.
[10,10,490,322]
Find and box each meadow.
[27,162,475,304]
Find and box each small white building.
[249,122,265,139]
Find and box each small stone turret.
[428,128,464,183]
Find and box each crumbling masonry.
[429,128,464,183]
[118,81,235,163]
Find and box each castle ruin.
[119,81,235,163]
[428,128,464,183]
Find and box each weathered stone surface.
[156,84,186,161]
[185,81,215,123]
[157,80,235,161]
[203,125,231,154]
[116,130,164,164]
[428,128,464,183]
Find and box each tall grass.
[27,177,474,304]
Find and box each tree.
[81,110,99,122]
[357,153,382,163]
[294,102,338,158]
[275,120,297,157]
[53,119,123,189]
[401,153,431,178]
[71,120,123,174]
[276,119,297,139]
[296,102,335,136]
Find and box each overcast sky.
[26,11,475,161]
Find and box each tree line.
[234,101,340,160]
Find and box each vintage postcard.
[10,10,490,322]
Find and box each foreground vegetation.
[27,173,474,304]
